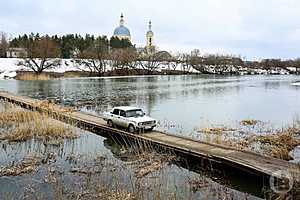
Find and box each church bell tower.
[146,20,155,54]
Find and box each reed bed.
[198,119,300,161]
[240,119,259,126]
[0,155,42,176]
[0,119,77,142]
[246,127,300,160]
[199,127,236,135]
[35,99,74,113]
[0,101,77,143]
[124,152,176,178]
[0,110,40,124]
[16,72,52,80]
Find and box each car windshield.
[126,109,144,117]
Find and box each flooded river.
[1,75,300,199]
[1,75,300,134]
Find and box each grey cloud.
[1,0,300,59]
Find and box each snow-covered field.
[0,58,296,80]
[0,58,200,79]
[0,58,20,79]
[0,58,84,79]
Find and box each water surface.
[1,75,300,199]
[1,75,300,135]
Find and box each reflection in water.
[0,131,265,199]
[103,137,265,197]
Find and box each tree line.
[9,33,133,58]
[1,32,300,75]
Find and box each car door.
[111,109,121,125]
[119,110,128,128]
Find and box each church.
[113,14,155,54]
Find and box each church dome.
[113,14,131,40]
[114,25,131,37]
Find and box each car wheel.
[107,120,114,127]
[148,127,154,131]
[128,124,135,133]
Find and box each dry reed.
[16,73,52,80]
[247,128,300,160]
[199,127,236,135]
[198,119,300,160]
[0,110,40,124]
[35,99,74,113]
[0,108,77,142]
[124,151,176,178]
[240,119,259,126]
[0,155,41,176]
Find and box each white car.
[103,106,156,133]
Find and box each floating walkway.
[0,91,299,180]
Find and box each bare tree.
[177,53,193,73]
[74,36,109,76]
[18,36,61,74]
[189,55,205,73]
[189,53,244,74]
[230,56,244,73]
[110,48,138,71]
[0,32,9,58]
[138,53,162,74]
[295,58,300,74]
[168,60,178,71]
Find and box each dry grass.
[0,110,40,124]
[199,127,236,135]
[188,177,210,192]
[1,119,77,142]
[198,119,300,160]
[240,119,258,126]
[247,128,300,160]
[0,155,41,176]
[16,72,52,80]
[101,189,137,200]
[36,99,74,113]
[125,152,176,178]
[62,185,137,200]
[0,105,77,142]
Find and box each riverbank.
[14,69,199,80]
[0,58,200,80]
[1,58,298,80]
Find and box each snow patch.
[291,82,300,86]
[0,71,16,79]
[289,146,300,164]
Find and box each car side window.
[120,110,126,117]
[112,109,119,115]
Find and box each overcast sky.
[1,0,300,60]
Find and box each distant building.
[6,48,27,58]
[112,14,172,57]
[146,21,155,54]
[113,14,131,41]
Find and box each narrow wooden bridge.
[0,91,299,180]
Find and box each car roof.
[113,106,142,111]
